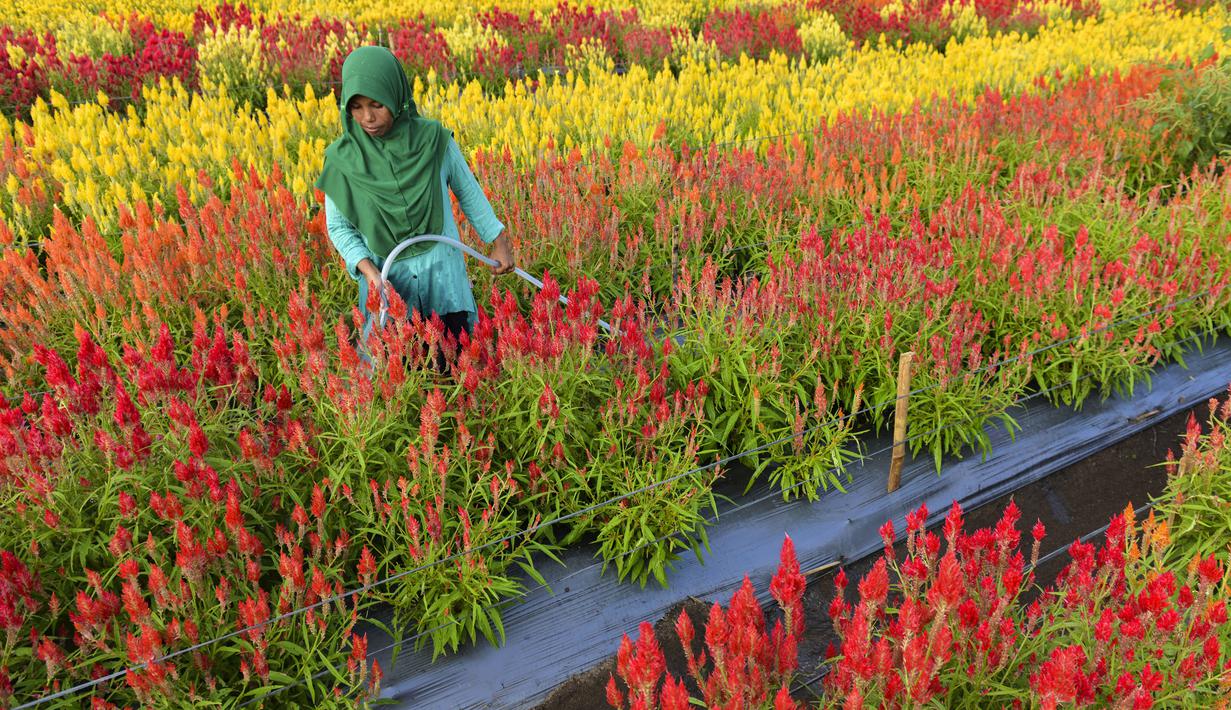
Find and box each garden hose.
[360,235,613,355]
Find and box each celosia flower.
[770,536,805,634]
[858,558,889,607]
[1196,555,1224,589]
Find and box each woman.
[316,46,514,354]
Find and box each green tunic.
[324,137,505,327]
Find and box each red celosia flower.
[207,527,228,557]
[943,501,963,544]
[625,621,665,698]
[108,526,133,557]
[901,557,928,583]
[899,597,926,635]
[932,552,963,608]
[39,394,71,437]
[1201,635,1221,666]
[770,536,805,634]
[957,598,979,629]
[879,520,896,560]
[1031,645,1095,705]
[859,558,889,607]
[188,422,209,457]
[311,484,326,520]
[1140,663,1163,692]
[278,549,305,593]
[112,386,139,429]
[605,676,625,708]
[118,491,136,518]
[35,635,66,677]
[358,546,377,586]
[288,503,307,532]
[121,580,149,624]
[994,500,1022,549]
[659,675,689,710]
[538,383,560,419]
[237,591,271,642]
[117,559,139,579]
[225,488,243,533]
[1196,555,1224,588]
[773,684,797,710]
[905,503,928,534]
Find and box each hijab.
[315,46,451,260]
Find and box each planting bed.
[534,401,1200,710]
[372,336,1231,708]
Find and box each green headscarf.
[315,46,451,260]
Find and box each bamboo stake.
[887,351,915,493]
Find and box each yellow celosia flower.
[0,4,1224,241]
[441,18,508,71]
[6,43,29,70]
[196,25,276,105]
[1032,0,1075,24]
[1099,0,1152,16]
[798,11,850,62]
[565,38,616,77]
[879,1,906,21]
[944,1,989,41]
[669,32,722,67]
[638,0,708,29]
[51,16,132,60]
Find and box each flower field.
[1,0,1230,706]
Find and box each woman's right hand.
[357,258,386,301]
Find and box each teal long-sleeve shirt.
[324,137,505,324]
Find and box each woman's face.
[347,94,395,138]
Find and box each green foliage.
[1139,58,1231,192]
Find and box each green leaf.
[694,526,710,561]
[718,410,740,444]
[517,559,552,592]
[652,554,668,588]
[491,606,507,646]
[265,671,298,686]
[473,604,495,645]
[272,639,309,657]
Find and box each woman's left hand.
[490,233,516,275]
